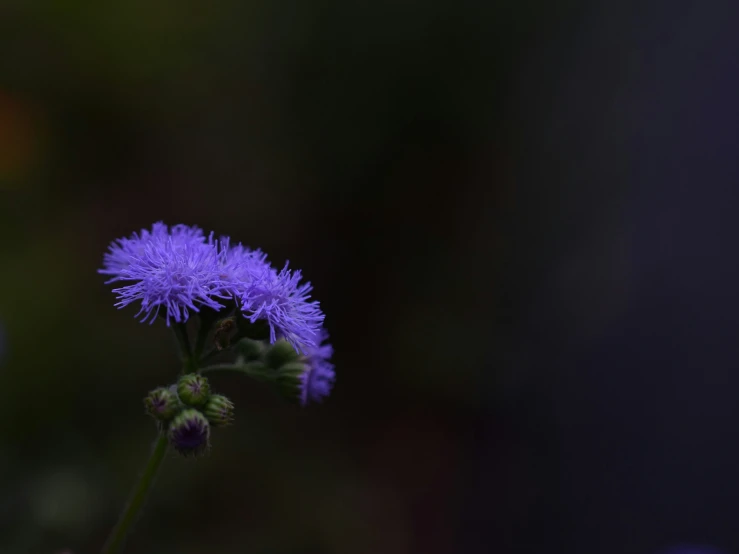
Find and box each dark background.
[1,1,738,553]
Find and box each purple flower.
[99,224,327,353]
[100,223,205,279]
[215,240,269,284]
[299,329,335,406]
[238,262,324,351]
[99,223,233,325]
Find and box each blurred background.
[2,1,739,553]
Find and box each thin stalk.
[200,361,273,382]
[101,320,204,553]
[198,346,219,366]
[172,323,197,373]
[192,319,210,363]
[101,433,169,554]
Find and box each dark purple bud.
[168,409,210,456]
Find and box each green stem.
[198,347,219,365]
[193,320,210,363]
[101,433,169,554]
[172,323,197,373]
[201,361,273,381]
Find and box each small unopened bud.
[264,339,300,369]
[235,337,265,362]
[168,409,210,456]
[203,394,235,427]
[177,374,210,407]
[275,355,335,406]
[144,387,180,421]
[274,361,307,403]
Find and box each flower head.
[99,224,326,348]
[299,329,335,406]
[100,223,204,279]
[238,262,324,352]
[215,240,269,285]
[99,223,233,325]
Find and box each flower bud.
[264,339,300,369]
[234,337,266,362]
[296,331,335,406]
[144,386,181,421]
[274,361,307,403]
[203,394,235,427]
[272,329,336,406]
[168,409,210,456]
[299,358,335,406]
[177,374,210,407]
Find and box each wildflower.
[99,224,326,348]
[273,329,335,405]
[97,223,335,552]
[215,240,269,286]
[216,241,323,350]
[100,223,204,279]
[98,222,324,340]
[238,262,324,352]
[99,223,232,325]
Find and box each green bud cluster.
[142,336,316,456]
[143,373,236,457]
